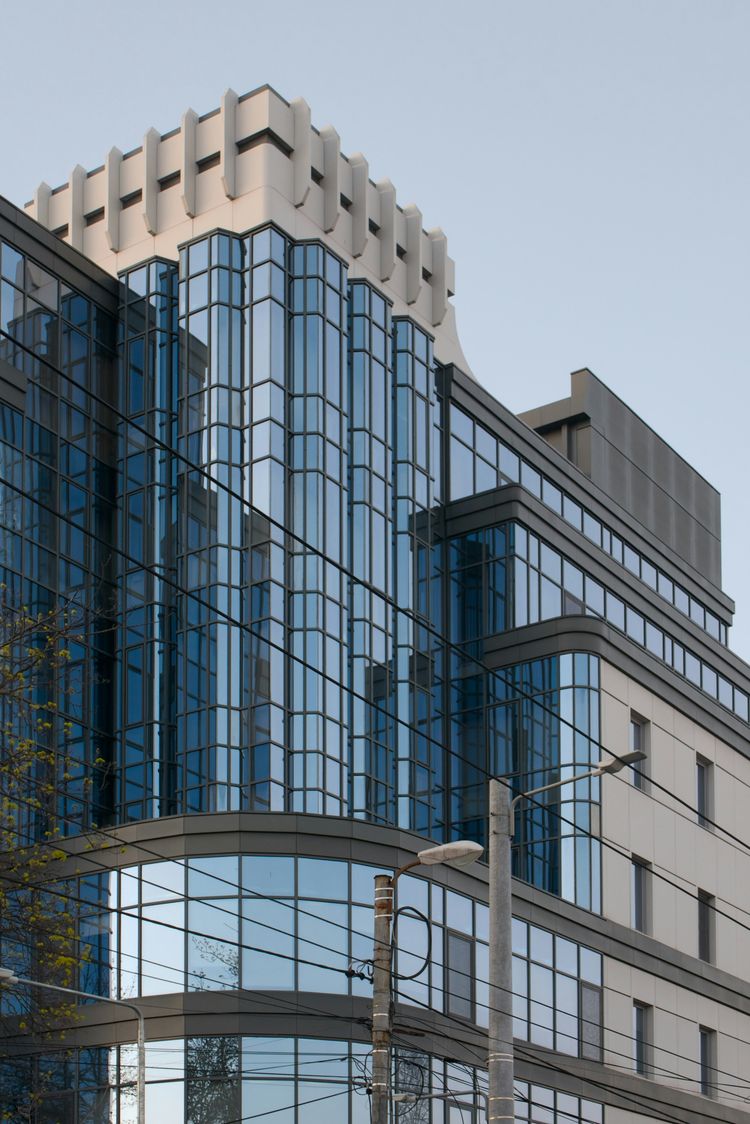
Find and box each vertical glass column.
[117,260,178,823]
[348,281,394,824]
[392,319,443,835]
[244,227,287,811]
[288,244,349,815]
[177,234,247,813]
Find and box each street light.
[487,750,647,1123]
[394,1088,488,1117]
[371,839,484,1124]
[0,967,146,1124]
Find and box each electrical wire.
[1,328,750,1115]
[3,330,750,949]
[3,319,749,866]
[5,878,750,1103]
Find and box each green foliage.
[0,592,104,1120]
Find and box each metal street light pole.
[0,967,146,1124]
[371,839,484,1124]
[487,750,646,1124]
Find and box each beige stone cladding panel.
[600,659,750,977]
[24,85,469,372]
[604,957,750,1109]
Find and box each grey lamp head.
[595,750,647,776]
[417,840,484,868]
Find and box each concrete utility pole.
[487,779,514,1124]
[370,839,483,1124]
[486,750,646,1122]
[371,873,395,1124]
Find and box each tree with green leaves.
[0,591,109,1121]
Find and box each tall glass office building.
[1,87,749,1123]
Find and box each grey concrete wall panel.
[519,368,723,586]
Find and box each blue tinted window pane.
[450,438,473,499]
[475,424,496,464]
[540,577,561,619]
[529,925,553,966]
[512,918,528,957]
[450,407,473,444]
[579,947,602,985]
[297,858,347,900]
[626,608,645,645]
[242,898,295,989]
[563,495,582,529]
[542,478,562,513]
[520,461,541,497]
[190,240,209,273]
[141,861,185,903]
[685,651,701,686]
[188,856,239,898]
[297,902,348,993]
[555,936,578,976]
[606,593,625,631]
[243,856,295,897]
[475,457,496,493]
[499,444,519,483]
[446,890,472,935]
[645,623,663,658]
[584,577,605,617]
[582,513,601,546]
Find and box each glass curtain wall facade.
[0,218,622,1123]
[0,237,118,839]
[1,223,602,894]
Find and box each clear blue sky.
[3,0,749,658]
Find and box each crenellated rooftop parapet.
[24,84,470,369]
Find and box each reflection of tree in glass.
[190,935,239,990]
[0,594,114,1121]
[186,1036,240,1124]
[394,1049,429,1123]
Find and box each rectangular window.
[629,715,648,790]
[633,1002,652,1076]
[698,890,715,964]
[699,1026,716,1097]
[631,858,651,934]
[696,756,713,829]
[446,931,473,1020]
